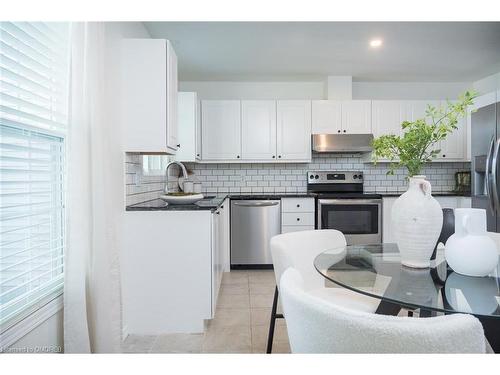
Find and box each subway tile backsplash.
[125,153,470,206]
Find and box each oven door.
[318,199,382,245]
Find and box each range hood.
[312,134,374,153]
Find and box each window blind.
[0,22,69,330]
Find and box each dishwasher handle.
[232,200,280,207]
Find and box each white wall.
[352,81,472,100]
[473,71,500,95]
[180,80,472,101]
[179,81,324,99]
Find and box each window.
[0,22,70,330]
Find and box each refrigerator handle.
[485,136,495,213]
[491,138,500,211]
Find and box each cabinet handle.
[216,211,220,215]
[221,205,224,209]
[177,144,181,148]
[296,204,300,208]
[272,155,275,159]
[296,217,300,221]
[343,130,346,133]
[278,155,282,158]
[337,130,341,133]
[237,155,240,159]
[443,154,446,158]
[196,153,200,157]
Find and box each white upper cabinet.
[241,100,277,160]
[276,100,312,161]
[312,100,341,134]
[175,92,200,162]
[121,39,178,153]
[371,101,404,138]
[341,100,372,134]
[201,100,241,160]
[311,100,371,134]
[436,100,466,160]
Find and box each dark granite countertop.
[126,192,317,212]
[378,191,471,197]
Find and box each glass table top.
[313,243,500,319]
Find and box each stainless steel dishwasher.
[230,200,281,268]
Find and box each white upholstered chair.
[266,229,379,353]
[280,267,487,353]
[487,231,500,255]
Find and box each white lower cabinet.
[281,197,315,233]
[382,196,472,243]
[122,209,227,335]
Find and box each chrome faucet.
[164,161,188,193]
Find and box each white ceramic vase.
[392,175,443,268]
[445,208,499,277]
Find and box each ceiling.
[144,22,500,82]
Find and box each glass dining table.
[313,243,500,353]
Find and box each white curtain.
[64,22,121,353]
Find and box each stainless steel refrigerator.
[471,102,500,232]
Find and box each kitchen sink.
[160,193,204,205]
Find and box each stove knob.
[353,175,358,179]
[309,175,314,179]
[315,175,319,179]
[358,174,363,179]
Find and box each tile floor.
[121,270,290,354]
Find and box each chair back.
[270,229,346,291]
[432,208,455,259]
[280,267,486,354]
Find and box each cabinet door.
[371,101,403,138]
[312,100,342,134]
[436,100,466,160]
[276,100,312,161]
[341,100,372,134]
[166,41,178,152]
[175,92,197,162]
[121,39,170,153]
[201,100,241,160]
[241,100,277,160]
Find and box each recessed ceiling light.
[370,39,383,48]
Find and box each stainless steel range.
[307,171,382,245]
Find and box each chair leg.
[266,286,279,354]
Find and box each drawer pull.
[296,204,300,208]
[297,218,300,221]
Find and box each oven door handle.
[318,199,382,205]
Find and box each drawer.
[282,212,315,226]
[281,197,315,213]
[281,225,315,234]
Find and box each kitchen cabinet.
[341,100,372,134]
[281,197,315,233]
[201,100,241,160]
[211,209,223,315]
[312,100,342,134]
[241,100,277,160]
[312,100,371,134]
[276,100,312,161]
[121,39,178,153]
[175,92,201,162]
[371,101,405,138]
[122,210,213,334]
[382,196,472,243]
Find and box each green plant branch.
[372,90,477,177]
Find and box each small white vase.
[445,208,499,277]
[392,175,443,268]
